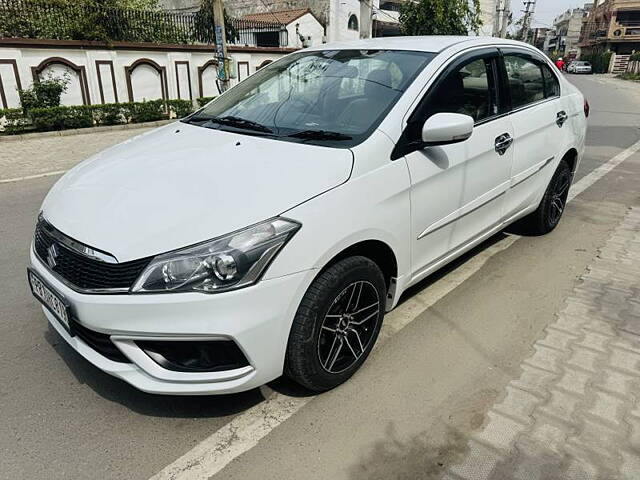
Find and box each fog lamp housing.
[136,340,250,372]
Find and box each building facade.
[546,6,588,58]
[241,9,325,48]
[531,27,550,50]
[579,0,640,56]
[160,0,377,44]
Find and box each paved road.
[0,74,639,480]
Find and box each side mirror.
[421,113,474,146]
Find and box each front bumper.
[30,249,316,395]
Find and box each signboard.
[214,25,226,81]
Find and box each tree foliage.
[18,73,69,112]
[399,0,482,36]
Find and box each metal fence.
[229,19,288,48]
[0,0,287,47]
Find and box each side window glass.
[426,57,497,123]
[542,65,560,98]
[503,55,545,108]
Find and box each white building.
[241,8,325,48]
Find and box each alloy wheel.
[317,281,381,374]
[549,169,571,226]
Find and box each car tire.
[285,256,386,392]
[516,159,572,235]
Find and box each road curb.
[0,119,174,142]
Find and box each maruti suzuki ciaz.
[28,36,587,394]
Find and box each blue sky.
[512,0,587,28]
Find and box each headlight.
[131,218,300,293]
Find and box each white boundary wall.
[0,41,298,109]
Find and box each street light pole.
[211,0,229,92]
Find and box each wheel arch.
[320,239,398,289]
[562,147,579,175]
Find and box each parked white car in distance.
[29,36,588,395]
[568,61,593,74]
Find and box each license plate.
[28,269,71,332]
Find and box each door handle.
[556,111,568,127]
[495,133,513,155]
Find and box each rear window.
[504,54,545,108]
[542,65,560,98]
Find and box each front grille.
[34,220,151,292]
[72,321,130,363]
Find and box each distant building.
[160,0,381,43]
[579,0,640,57]
[530,27,550,50]
[241,9,324,48]
[546,6,589,58]
[159,0,506,43]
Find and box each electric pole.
[212,0,229,92]
[493,0,502,37]
[500,0,511,38]
[521,0,537,43]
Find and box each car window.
[422,57,498,123]
[542,65,560,98]
[187,49,435,148]
[337,58,404,99]
[504,55,545,109]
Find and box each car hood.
[42,123,353,262]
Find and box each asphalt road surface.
[1,74,639,480]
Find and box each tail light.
[584,99,590,118]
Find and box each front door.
[402,49,514,283]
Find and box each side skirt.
[406,204,536,289]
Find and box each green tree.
[399,0,482,36]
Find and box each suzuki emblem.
[47,243,59,269]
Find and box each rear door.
[500,49,568,218]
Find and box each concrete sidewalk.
[445,206,640,480]
[0,123,164,182]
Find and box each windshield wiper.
[287,130,353,141]
[182,115,213,124]
[183,114,274,133]
[211,116,274,133]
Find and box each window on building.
[348,14,359,31]
[255,31,280,47]
[617,11,640,27]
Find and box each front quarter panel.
[264,131,411,306]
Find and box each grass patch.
[617,72,640,82]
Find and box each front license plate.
[28,269,71,332]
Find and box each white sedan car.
[568,61,593,74]
[29,36,588,395]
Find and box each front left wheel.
[285,256,386,392]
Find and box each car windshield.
[184,49,435,147]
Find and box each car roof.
[306,36,535,54]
